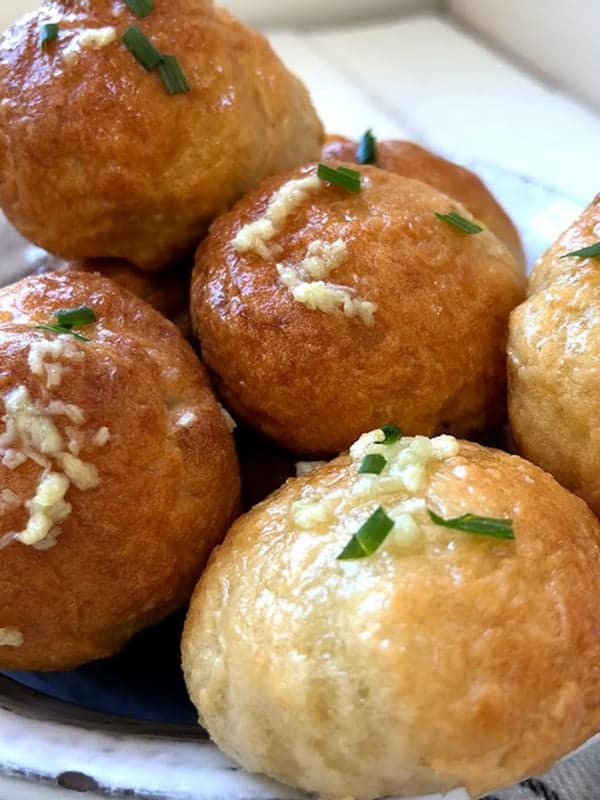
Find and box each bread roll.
[192,163,525,455]
[183,429,600,799]
[0,0,323,269]
[508,195,600,513]
[0,271,239,670]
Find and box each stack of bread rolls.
[0,2,599,799]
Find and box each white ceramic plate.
[0,168,590,800]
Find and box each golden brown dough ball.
[0,272,240,670]
[0,0,323,270]
[191,163,525,456]
[508,195,600,514]
[323,135,525,269]
[36,255,192,335]
[183,429,600,799]
[36,255,190,318]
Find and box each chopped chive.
[358,453,387,475]
[121,26,162,71]
[378,424,401,445]
[337,166,361,179]
[158,55,190,95]
[40,22,59,49]
[357,129,377,165]
[55,306,96,328]
[317,163,361,193]
[125,0,154,17]
[560,242,600,260]
[427,510,515,540]
[435,211,484,235]
[34,324,90,342]
[33,305,96,341]
[337,506,394,560]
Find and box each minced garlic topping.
[291,429,459,554]
[92,427,110,447]
[58,453,100,491]
[47,400,86,425]
[3,386,63,455]
[349,430,459,495]
[295,461,326,477]
[62,27,118,65]
[232,179,376,324]
[0,489,20,511]
[2,326,107,550]
[0,628,24,648]
[277,238,376,326]
[0,385,102,550]
[279,271,376,326]
[232,176,322,258]
[16,472,71,547]
[177,410,198,429]
[2,450,26,470]
[28,336,83,390]
[299,239,348,280]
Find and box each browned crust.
[0,271,240,670]
[0,0,323,269]
[183,439,600,798]
[323,135,525,269]
[192,162,525,455]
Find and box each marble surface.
[271,14,600,203]
[449,0,600,114]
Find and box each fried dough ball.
[192,163,525,455]
[508,195,600,514]
[323,135,525,269]
[36,255,192,335]
[0,0,323,270]
[183,429,600,799]
[0,272,239,670]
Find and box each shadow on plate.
[1,612,199,728]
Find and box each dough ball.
[0,0,323,269]
[183,429,600,799]
[508,194,600,513]
[192,163,525,455]
[0,271,239,670]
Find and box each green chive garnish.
[358,454,386,475]
[158,55,190,95]
[428,510,515,540]
[337,166,361,178]
[435,211,484,235]
[34,324,90,342]
[121,26,162,71]
[317,163,361,193]
[125,0,154,17]
[337,506,394,560]
[33,306,96,341]
[378,424,401,445]
[55,306,96,328]
[357,129,377,165]
[560,242,600,260]
[40,23,59,49]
